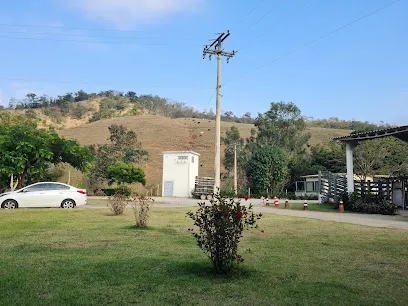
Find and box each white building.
[162,151,200,198]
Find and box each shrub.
[131,196,153,227]
[107,193,130,215]
[94,189,106,197]
[187,194,262,274]
[114,185,132,197]
[341,192,397,215]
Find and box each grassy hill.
[59,115,351,190]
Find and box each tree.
[246,147,288,196]
[310,141,346,174]
[88,125,148,187]
[354,139,388,181]
[107,162,146,186]
[75,90,89,102]
[0,123,94,188]
[255,102,310,154]
[222,126,247,191]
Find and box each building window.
[192,156,195,163]
[178,156,188,160]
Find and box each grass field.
[2,208,406,305]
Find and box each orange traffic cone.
[339,200,344,213]
[274,196,279,208]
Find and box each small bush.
[131,196,154,227]
[187,194,262,274]
[94,189,106,197]
[107,193,130,215]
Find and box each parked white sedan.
[0,182,87,209]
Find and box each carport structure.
[334,125,408,193]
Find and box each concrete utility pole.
[203,31,237,193]
[234,144,237,195]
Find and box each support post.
[346,142,355,193]
[234,144,237,195]
[203,31,236,194]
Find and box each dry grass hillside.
[59,115,351,189]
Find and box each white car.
[0,182,87,209]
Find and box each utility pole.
[203,31,237,193]
[234,144,237,195]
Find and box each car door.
[45,183,72,207]
[15,183,51,207]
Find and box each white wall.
[162,152,199,198]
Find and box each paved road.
[255,207,408,230]
[86,197,408,230]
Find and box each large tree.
[254,102,310,154]
[310,141,346,174]
[0,122,94,189]
[246,147,288,196]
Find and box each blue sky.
[0,0,407,124]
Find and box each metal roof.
[333,125,408,144]
[162,151,201,156]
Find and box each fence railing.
[319,171,393,202]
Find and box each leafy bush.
[114,185,132,197]
[131,196,153,227]
[107,162,146,186]
[70,103,89,119]
[89,109,116,123]
[187,194,262,274]
[341,192,396,215]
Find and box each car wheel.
[61,199,76,209]
[1,199,18,209]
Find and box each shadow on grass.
[168,259,257,280]
[121,225,157,231]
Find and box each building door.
[393,181,403,208]
[163,181,174,197]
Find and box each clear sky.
[0,0,407,124]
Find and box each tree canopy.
[0,122,94,188]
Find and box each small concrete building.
[162,151,200,198]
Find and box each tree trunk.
[10,175,18,191]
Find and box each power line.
[0,76,212,90]
[0,23,207,36]
[225,0,402,86]
[0,35,203,46]
[0,30,201,41]
[256,0,314,40]
[232,0,267,27]
[246,0,286,31]
[236,0,313,53]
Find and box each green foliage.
[341,192,396,215]
[255,102,310,154]
[107,162,146,186]
[187,194,262,274]
[310,141,346,173]
[89,109,116,123]
[306,117,391,131]
[0,122,93,188]
[88,124,148,189]
[247,147,288,196]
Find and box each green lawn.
[285,203,337,212]
[0,208,407,305]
